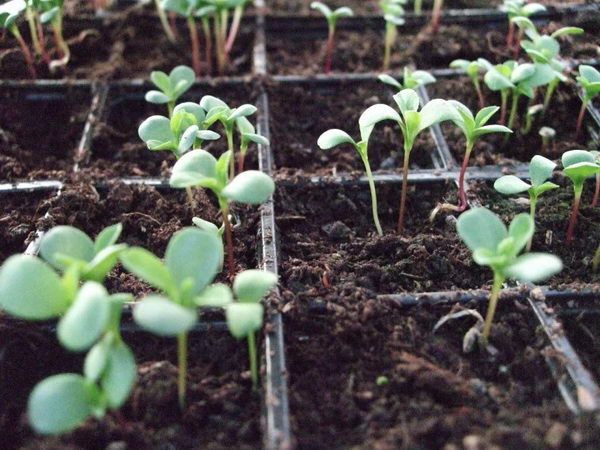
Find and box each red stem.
[222,207,235,277]
[566,194,581,245]
[575,101,587,139]
[37,20,50,64]
[324,29,334,74]
[13,30,37,79]
[475,81,485,110]
[431,0,443,34]
[169,13,179,40]
[592,173,599,208]
[397,153,410,234]
[506,21,514,49]
[512,29,523,60]
[456,145,472,211]
[188,18,202,77]
[237,152,245,173]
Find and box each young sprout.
[317,106,391,236]
[145,66,196,117]
[197,269,278,389]
[539,126,555,153]
[499,0,546,57]
[38,0,70,71]
[162,0,204,76]
[562,150,600,244]
[494,155,558,250]
[378,67,436,92]
[170,149,275,276]
[362,89,456,233]
[0,225,135,434]
[591,151,599,208]
[236,116,269,173]
[379,0,406,71]
[430,0,444,34]
[121,228,222,409]
[457,207,562,346]
[24,0,43,61]
[575,65,600,138]
[436,102,511,214]
[310,2,353,74]
[0,0,37,78]
[450,59,485,109]
[521,103,542,134]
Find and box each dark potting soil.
[0,190,55,262]
[267,80,437,178]
[282,292,600,449]
[276,181,490,297]
[34,181,260,296]
[428,77,597,167]
[0,86,91,181]
[472,180,600,288]
[1,322,261,449]
[81,84,258,179]
[0,11,253,80]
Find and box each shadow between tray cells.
[276,182,490,295]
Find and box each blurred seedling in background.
[379,0,406,71]
[450,59,486,109]
[378,67,436,92]
[144,66,196,117]
[310,2,353,74]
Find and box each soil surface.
[0,11,254,80]
[428,77,597,167]
[0,320,261,449]
[0,87,91,181]
[82,84,259,179]
[276,181,489,296]
[268,80,438,178]
[282,291,600,448]
[266,17,600,76]
[473,180,600,288]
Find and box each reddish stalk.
[592,173,600,208]
[431,0,444,34]
[222,206,235,277]
[499,90,508,125]
[456,143,473,211]
[187,17,202,77]
[506,20,514,49]
[169,13,179,40]
[512,29,523,59]
[202,18,213,75]
[397,152,410,234]
[474,79,485,110]
[323,28,334,74]
[575,100,587,139]
[565,193,581,244]
[36,20,50,64]
[12,28,37,78]
[225,5,243,54]
[237,152,245,174]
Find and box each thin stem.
[512,28,523,60]
[202,18,213,75]
[527,193,537,252]
[324,25,335,74]
[592,172,599,208]
[383,22,396,71]
[226,129,235,179]
[506,20,514,49]
[237,149,246,173]
[473,77,485,110]
[566,188,582,244]
[155,0,177,43]
[11,27,37,78]
[414,0,423,14]
[225,5,243,54]
[362,155,383,236]
[214,12,226,75]
[431,0,444,34]
[219,8,229,73]
[397,146,411,234]
[575,100,588,139]
[185,187,196,212]
[481,273,504,345]
[499,90,508,125]
[187,16,202,77]
[221,203,235,277]
[168,101,175,118]
[457,141,473,211]
[50,11,71,70]
[25,4,42,56]
[543,78,558,114]
[248,332,258,390]
[593,245,600,272]
[177,332,188,410]
[36,13,51,64]
[507,91,520,131]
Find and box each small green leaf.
[195,283,234,307]
[378,73,402,90]
[529,155,556,187]
[358,104,401,136]
[178,125,199,155]
[233,270,278,303]
[222,171,275,205]
[169,65,195,97]
[393,89,420,115]
[533,181,559,196]
[84,244,127,282]
[507,213,534,256]
[494,175,531,194]
[311,1,332,17]
[243,133,269,146]
[226,303,264,339]
[457,208,507,252]
[474,106,500,125]
[133,296,197,336]
[120,247,175,294]
[40,226,95,271]
[504,253,562,282]
[150,70,171,93]
[144,90,170,104]
[192,217,220,234]
[84,337,110,382]
[317,129,356,149]
[418,99,456,132]
[229,104,257,121]
[138,116,174,148]
[200,95,228,112]
[170,149,218,189]
[94,224,123,254]
[101,341,136,408]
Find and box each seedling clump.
[0,0,37,77]
[310,2,353,74]
[378,67,436,92]
[457,207,562,345]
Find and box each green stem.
[473,76,485,109]
[248,332,258,390]
[202,18,213,75]
[50,10,70,70]
[155,0,177,43]
[362,154,383,236]
[481,272,504,345]
[383,22,396,71]
[507,91,520,132]
[226,127,235,179]
[25,3,42,56]
[543,78,558,114]
[527,193,537,251]
[397,143,412,234]
[414,0,423,14]
[593,245,600,272]
[457,141,473,210]
[168,101,175,118]
[177,332,188,410]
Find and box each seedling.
[170,149,275,275]
[457,207,562,345]
[361,89,456,233]
[197,269,278,388]
[591,151,599,208]
[450,59,485,109]
[521,103,542,134]
[310,2,353,74]
[562,150,600,244]
[539,126,555,153]
[317,105,394,235]
[378,67,436,92]
[435,102,511,214]
[120,227,223,408]
[236,116,269,173]
[575,65,600,138]
[145,66,196,117]
[162,0,205,76]
[0,0,37,78]
[38,0,70,71]
[494,155,558,250]
[500,0,546,57]
[379,0,406,71]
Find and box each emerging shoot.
[144,66,196,116]
[450,59,485,109]
[310,2,353,74]
[378,67,436,92]
[575,65,600,138]
[379,0,406,71]
[539,126,555,154]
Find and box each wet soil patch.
[268,80,437,178]
[472,180,600,288]
[282,293,599,449]
[428,77,597,167]
[276,181,489,296]
[0,86,91,181]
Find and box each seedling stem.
[566,188,582,244]
[398,148,410,233]
[431,0,443,33]
[25,2,42,56]
[187,16,202,76]
[482,273,503,345]
[202,17,213,74]
[575,100,587,139]
[383,22,396,71]
[220,201,235,277]
[155,0,177,43]
[248,331,258,389]
[177,332,188,409]
[12,26,37,78]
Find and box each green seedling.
[575,65,600,138]
[521,103,542,134]
[500,0,546,57]
[162,0,205,76]
[435,102,511,215]
[316,105,393,236]
[361,88,456,233]
[24,0,46,62]
[38,0,69,71]
[155,0,177,43]
[562,150,600,244]
[195,3,217,75]
[0,0,37,78]
[457,207,562,345]
[170,149,275,275]
[310,2,353,74]
[378,67,436,92]
[197,269,277,389]
[379,0,406,71]
[120,227,222,409]
[539,126,555,153]
[145,66,196,116]
[494,155,558,250]
[591,151,599,208]
[450,59,486,109]
[235,115,269,173]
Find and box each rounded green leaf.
[200,95,229,112]
[0,255,69,320]
[40,226,95,271]
[233,270,278,303]
[504,253,562,283]
[457,207,508,253]
[133,296,197,336]
[174,102,206,124]
[170,149,218,189]
[101,341,136,408]
[178,125,199,155]
[418,99,457,132]
[378,74,402,90]
[333,6,353,18]
[529,155,556,187]
[507,213,534,256]
[84,338,110,382]
[144,90,170,104]
[243,133,270,146]
[119,247,174,294]
[195,283,234,307]
[229,104,257,121]
[57,282,110,352]
[317,129,356,150]
[562,149,596,168]
[359,104,401,132]
[150,70,170,93]
[226,303,264,339]
[393,89,420,114]
[94,223,123,253]
[169,65,195,97]
[222,171,275,205]
[494,175,531,195]
[310,1,332,17]
[138,116,174,146]
[28,374,98,435]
